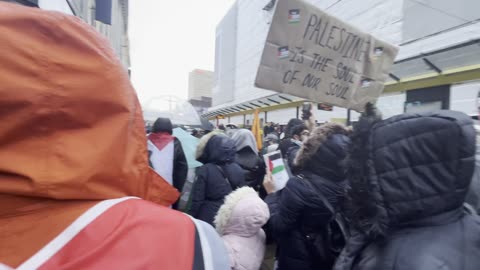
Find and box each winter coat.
[466,124,480,212]
[286,141,301,173]
[335,109,480,270]
[190,133,246,226]
[278,138,295,158]
[265,123,351,270]
[235,148,266,191]
[173,138,188,189]
[229,129,266,191]
[214,187,270,270]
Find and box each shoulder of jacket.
[117,199,193,226]
[284,175,311,196]
[198,163,223,177]
[196,165,209,176]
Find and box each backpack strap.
[298,174,350,238]
[215,165,234,189]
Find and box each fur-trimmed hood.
[196,132,236,164]
[214,187,269,237]
[196,131,222,160]
[294,123,351,181]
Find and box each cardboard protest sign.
[255,0,399,112]
[264,151,289,191]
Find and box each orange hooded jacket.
[0,3,199,268]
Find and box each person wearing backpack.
[263,123,351,270]
[189,132,246,226]
[335,105,480,270]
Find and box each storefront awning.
[202,94,304,119]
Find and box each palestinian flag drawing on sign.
[288,9,301,23]
[278,46,289,59]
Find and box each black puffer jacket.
[266,123,351,270]
[189,133,245,226]
[466,124,480,212]
[335,109,480,270]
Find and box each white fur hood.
[214,187,270,237]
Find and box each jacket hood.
[196,131,221,160]
[346,105,475,238]
[152,117,173,134]
[214,187,269,236]
[196,133,236,164]
[0,4,179,206]
[229,129,258,155]
[294,123,351,180]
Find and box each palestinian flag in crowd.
[264,151,289,191]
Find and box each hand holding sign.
[263,170,276,195]
[255,0,399,112]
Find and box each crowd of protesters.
[144,105,480,270]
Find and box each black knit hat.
[152,117,173,134]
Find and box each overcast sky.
[129,1,236,105]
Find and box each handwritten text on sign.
[255,0,398,112]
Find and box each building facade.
[208,0,480,125]
[3,0,130,70]
[188,69,214,116]
[188,69,214,99]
